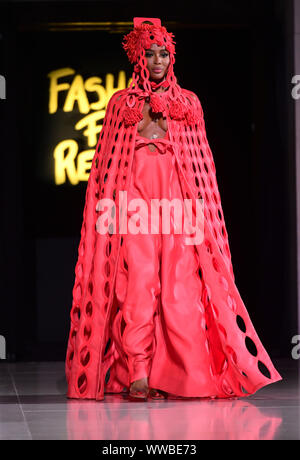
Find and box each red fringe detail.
[122,106,143,127]
[184,107,200,126]
[168,100,185,121]
[149,93,165,113]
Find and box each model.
[65,17,282,401]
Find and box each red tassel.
[185,107,200,126]
[149,93,165,113]
[168,100,185,121]
[122,106,143,127]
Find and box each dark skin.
[130,43,170,398]
[137,43,170,153]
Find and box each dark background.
[0,0,296,361]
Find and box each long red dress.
[106,130,231,398]
[65,84,283,401]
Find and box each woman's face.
[144,44,170,81]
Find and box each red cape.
[65,84,282,400]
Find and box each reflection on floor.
[0,358,298,440]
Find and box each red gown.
[65,83,283,401]
[109,130,228,398]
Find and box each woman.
[65,17,282,401]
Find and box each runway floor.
[0,358,299,440]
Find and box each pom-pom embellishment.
[168,100,186,121]
[122,107,143,127]
[184,108,200,126]
[149,93,165,114]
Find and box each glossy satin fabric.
[112,130,221,397]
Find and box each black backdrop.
[0,0,296,361]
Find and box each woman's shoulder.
[180,87,203,116]
[180,87,200,102]
[106,88,129,108]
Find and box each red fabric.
[111,133,227,397]
[122,106,144,128]
[65,18,282,401]
[149,92,165,113]
[122,21,176,65]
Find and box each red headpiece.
[122,17,178,95]
[121,17,195,126]
[122,17,176,64]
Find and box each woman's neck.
[136,76,169,94]
[153,86,166,93]
[149,77,168,92]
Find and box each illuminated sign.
[48,68,132,185]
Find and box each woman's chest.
[137,100,168,136]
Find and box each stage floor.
[0,358,298,440]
